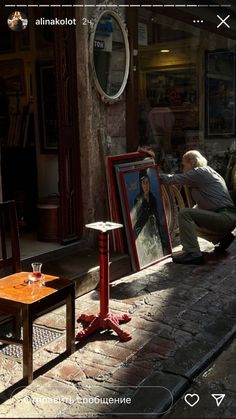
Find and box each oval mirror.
[90,10,130,102]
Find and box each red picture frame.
[106,152,153,253]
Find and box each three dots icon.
[193,20,204,24]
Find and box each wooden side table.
[0,272,75,384]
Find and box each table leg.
[66,286,75,354]
[76,229,132,342]
[22,305,33,384]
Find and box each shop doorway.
[0,6,82,255]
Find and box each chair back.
[0,200,21,274]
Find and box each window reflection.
[138,11,236,172]
[93,13,126,97]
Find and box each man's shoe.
[214,233,235,254]
[172,252,204,265]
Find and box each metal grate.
[0,325,63,358]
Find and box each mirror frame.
[90,9,130,103]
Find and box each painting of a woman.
[132,169,165,267]
[117,163,171,270]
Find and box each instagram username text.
[35,18,76,26]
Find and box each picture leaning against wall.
[116,164,172,271]
[106,152,153,253]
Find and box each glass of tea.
[28,262,43,283]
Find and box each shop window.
[137,10,236,168]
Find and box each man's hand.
[137,146,155,159]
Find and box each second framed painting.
[106,152,154,253]
[116,163,172,271]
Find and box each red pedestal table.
[75,222,132,342]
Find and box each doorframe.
[54,10,82,244]
[126,8,140,153]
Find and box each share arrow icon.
[211,394,225,407]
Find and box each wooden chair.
[0,200,21,336]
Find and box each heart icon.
[184,393,200,407]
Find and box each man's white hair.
[183,150,208,168]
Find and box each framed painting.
[145,66,197,108]
[106,152,154,253]
[205,50,235,137]
[116,163,171,271]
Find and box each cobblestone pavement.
[164,339,236,419]
[0,238,235,418]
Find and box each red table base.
[76,226,132,342]
[76,312,132,342]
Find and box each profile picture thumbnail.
[7,11,28,32]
